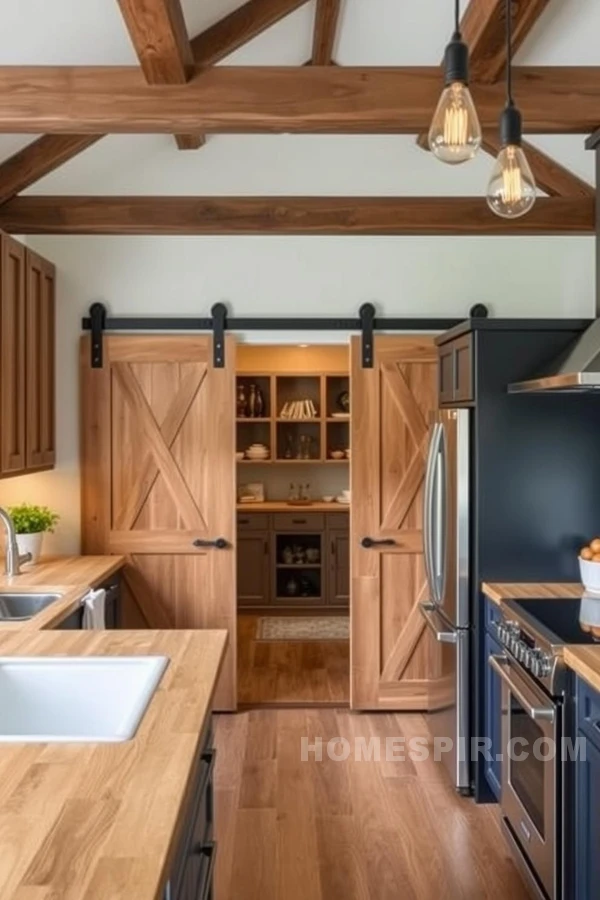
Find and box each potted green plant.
[7,504,59,564]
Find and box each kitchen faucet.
[0,507,31,576]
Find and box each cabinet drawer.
[237,512,269,531]
[577,677,600,748]
[273,513,325,531]
[326,512,350,530]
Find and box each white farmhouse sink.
[0,656,169,742]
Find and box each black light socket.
[499,104,523,147]
[444,32,469,85]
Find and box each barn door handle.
[361,537,396,549]
[193,538,229,549]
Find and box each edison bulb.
[486,145,536,219]
[428,82,482,164]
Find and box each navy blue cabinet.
[483,629,502,801]
[575,677,600,900]
[164,720,216,900]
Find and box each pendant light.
[428,0,482,164]
[486,0,536,218]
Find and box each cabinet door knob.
[361,537,396,549]
[193,537,228,549]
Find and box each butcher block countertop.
[0,628,227,900]
[564,646,600,694]
[0,556,126,631]
[237,501,349,512]
[482,582,582,605]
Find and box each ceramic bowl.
[330,450,344,460]
[235,451,245,461]
[322,495,334,503]
[579,557,600,595]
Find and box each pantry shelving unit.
[236,371,350,464]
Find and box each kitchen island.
[0,628,227,900]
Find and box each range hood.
[509,319,600,393]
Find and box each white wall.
[0,231,594,554]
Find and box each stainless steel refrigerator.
[419,408,470,793]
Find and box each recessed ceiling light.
[298,343,309,348]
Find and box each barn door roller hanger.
[82,302,488,370]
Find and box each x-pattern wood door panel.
[351,336,444,710]
[82,334,236,709]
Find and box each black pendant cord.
[506,0,513,107]
[454,0,460,37]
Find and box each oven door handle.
[488,654,555,723]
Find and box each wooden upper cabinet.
[0,235,26,477]
[0,233,56,480]
[437,333,474,407]
[25,249,56,471]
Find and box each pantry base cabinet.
[237,510,349,610]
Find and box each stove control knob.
[518,643,527,664]
[509,636,519,656]
[524,649,535,670]
[538,654,552,678]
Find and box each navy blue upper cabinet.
[575,677,600,900]
[483,629,502,801]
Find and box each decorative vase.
[255,386,264,418]
[236,384,247,417]
[15,532,43,565]
[248,384,257,418]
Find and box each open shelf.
[276,564,322,569]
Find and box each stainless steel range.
[491,596,597,900]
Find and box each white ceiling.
[0,0,597,190]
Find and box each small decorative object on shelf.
[284,432,294,459]
[336,390,350,413]
[244,443,270,460]
[236,383,247,417]
[248,384,257,418]
[254,385,264,418]
[282,545,294,564]
[279,399,319,420]
[286,482,312,506]
[285,575,300,597]
[8,503,60,565]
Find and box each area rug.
[257,616,349,641]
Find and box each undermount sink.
[0,592,62,621]
[0,656,169,742]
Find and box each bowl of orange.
[579,538,600,595]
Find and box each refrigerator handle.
[433,423,447,599]
[422,423,440,604]
[420,601,457,644]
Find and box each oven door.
[489,654,558,900]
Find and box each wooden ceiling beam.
[191,0,310,65]
[0,135,101,205]
[311,0,341,65]
[0,195,592,236]
[480,132,594,197]
[0,66,598,134]
[462,0,550,84]
[116,0,202,150]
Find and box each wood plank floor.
[237,614,350,706]
[214,709,531,900]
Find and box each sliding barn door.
[81,335,236,709]
[351,335,444,710]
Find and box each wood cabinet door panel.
[25,249,55,470]
[0,235,26,476]
[237,532,270,606]
[81,335,236,709]
[351,335,444,710]
[329,530,349,605]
